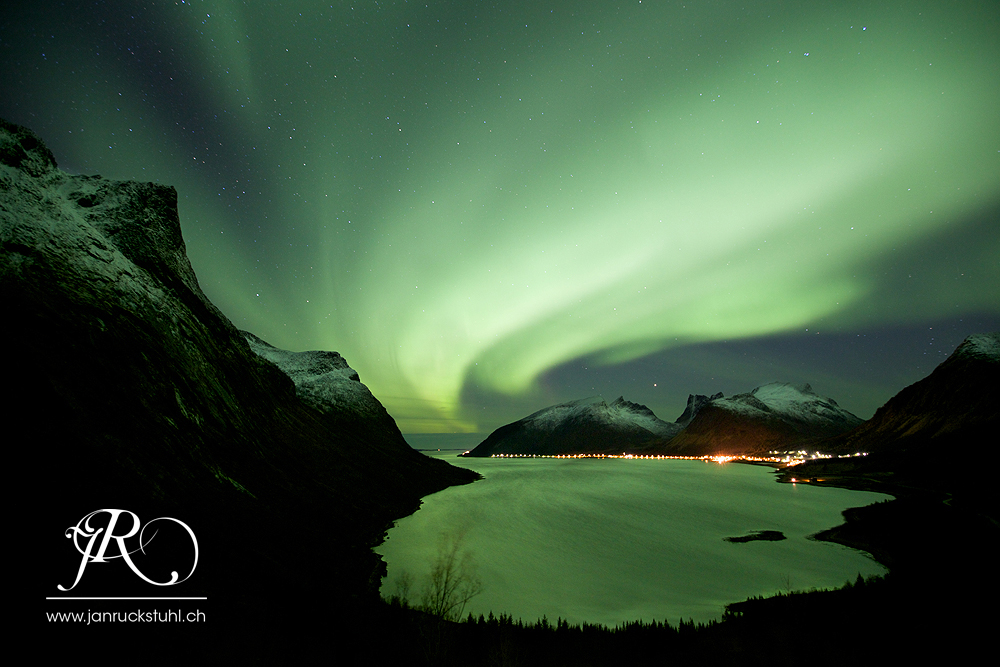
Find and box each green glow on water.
[377,453,889,625]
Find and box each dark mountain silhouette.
[787,332,999,494]
[817,332,997,457]
[1,117,476,658]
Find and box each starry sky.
[3,1,998,433]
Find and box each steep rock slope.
[791,333,999,486]
[242,330,410,445]
[664,383,864,456]
[819,332,998,456]
[1,118,476,643]
[674,392,724,428]
[465,396,681,456]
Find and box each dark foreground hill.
[816,332,997,458]
[785,332,999,499]
[1,117,476,659]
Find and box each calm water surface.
[377,438,889,627]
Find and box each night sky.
[3,1,998,433]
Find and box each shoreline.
[399,450,895,612]
[381,449,998,665]
[422,447,997,605]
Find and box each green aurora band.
[4,1,998,431]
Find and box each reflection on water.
[377,438,889,626]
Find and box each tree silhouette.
[420,528,483,622]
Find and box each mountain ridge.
[664,382,864,457]
[785,331,999,492]
[466,395,681,457]
[1,117,477,648]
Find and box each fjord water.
[378,437,889,627]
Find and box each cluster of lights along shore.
[477,452,869,466]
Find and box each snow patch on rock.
[523,395,679,438]
[523,396,604,429]
[711,382,862,430]
[953,332,1000,362]
[242,331,381,417]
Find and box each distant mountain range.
[468,395,682,457]
[465,382,862,457]
[465,338,998,459]
[665,383,864,457]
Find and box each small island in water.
[724,530,787,543]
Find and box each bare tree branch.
[420,528,483,621]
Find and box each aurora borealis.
[3,1,998,432]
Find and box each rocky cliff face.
[1,118,476,645]
[242,330,409,445]
[465,395,681,457]
[674,392,724,427]
[664,383,865,456]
